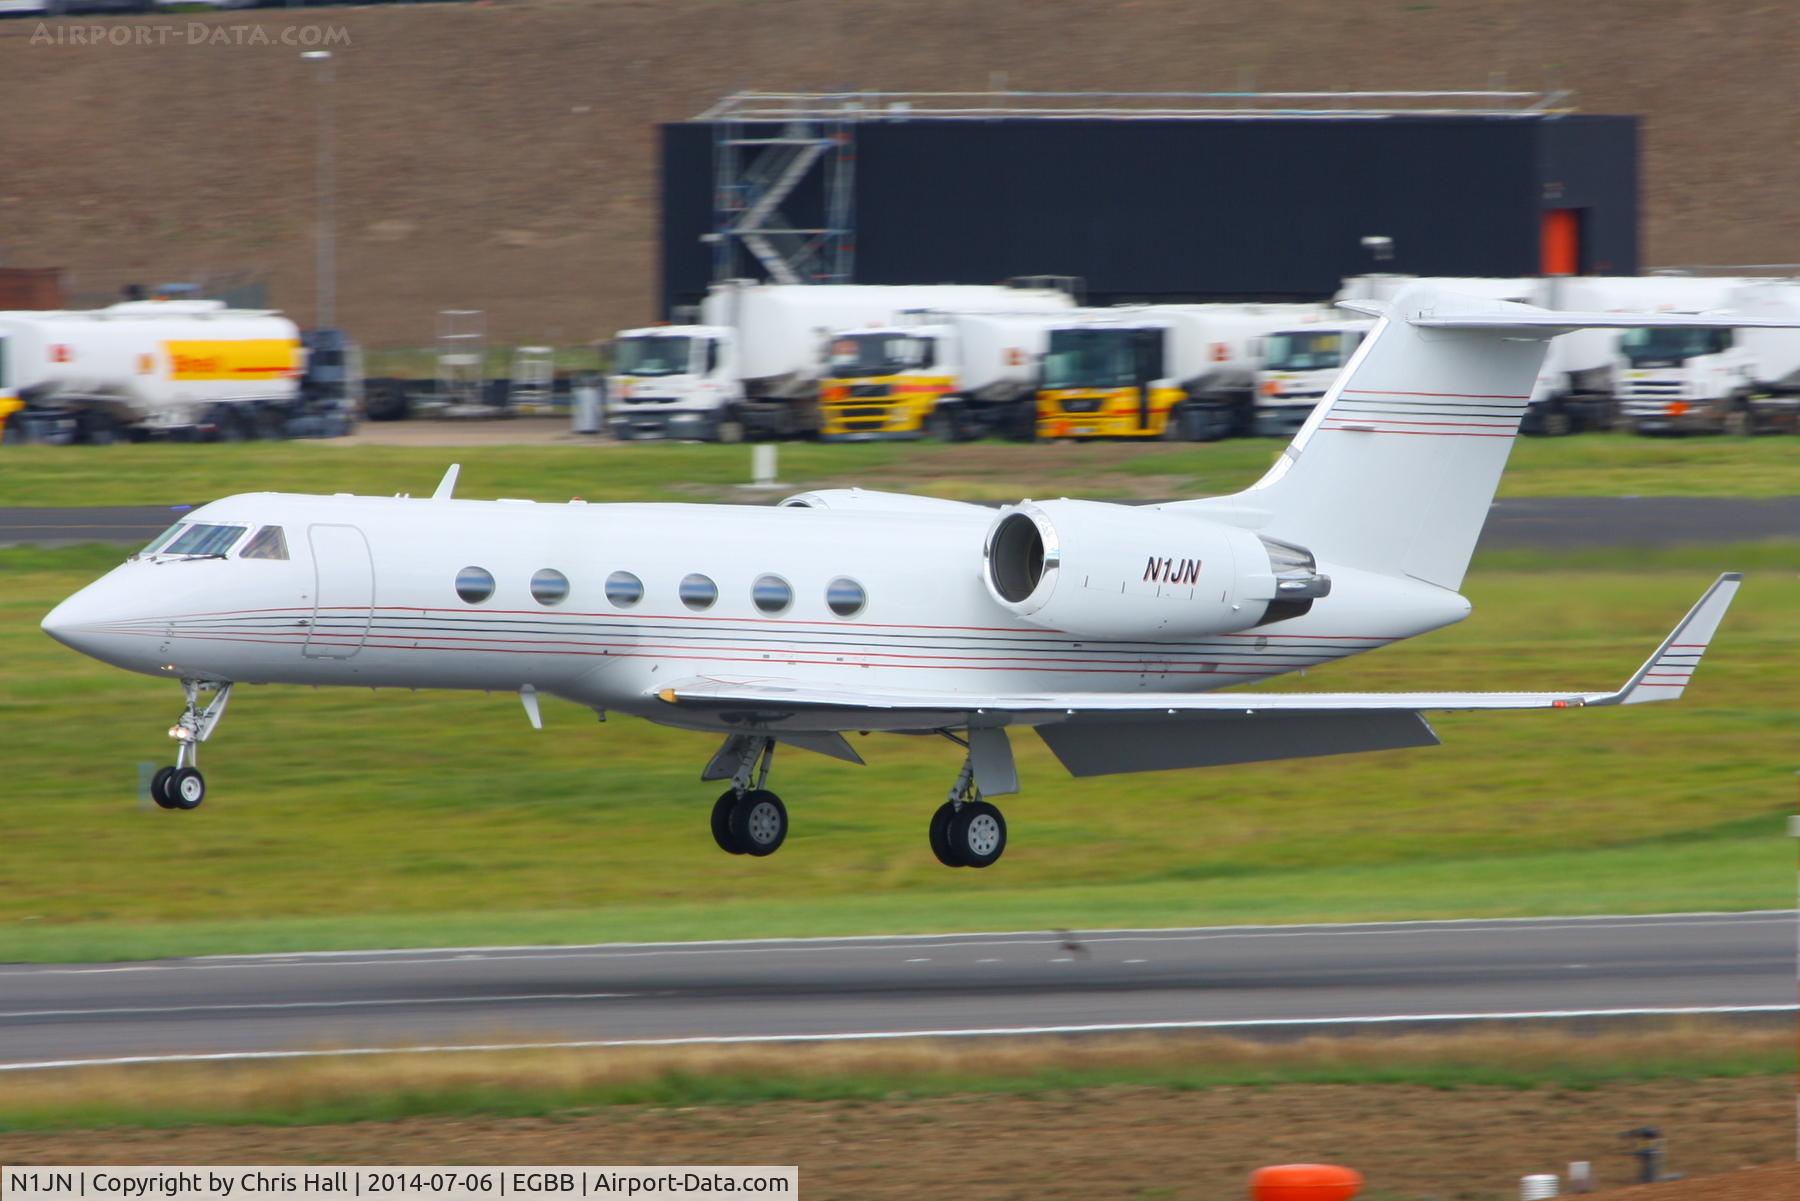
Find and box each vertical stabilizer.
[1170,286,1795,592]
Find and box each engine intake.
[982,500,1328,638]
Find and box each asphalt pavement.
[0,912,1790,1070]
[3,498,1795,550]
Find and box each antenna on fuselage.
[432,463,461,501]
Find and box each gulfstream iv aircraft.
[44,287,1761,868]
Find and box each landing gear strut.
[151,680,232,811]
[708,736,788,857]
[930,738,1008,869]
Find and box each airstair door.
[304,524,374,659]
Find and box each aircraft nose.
[41,578,131,661]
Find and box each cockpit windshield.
[163,524,248,557]
[1620,327,1732,366]
[614,335,694,377]
[136,523,185,558]
[240,525,289,560]
[1263,331,1354,372]
[827,333,934,377]
[1041,328,1157,390]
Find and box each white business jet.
[43,286,1760,868]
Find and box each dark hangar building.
[659,92,1638,312]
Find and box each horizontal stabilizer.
[1339,299,1800,335]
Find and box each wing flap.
[1038,712,1439,777]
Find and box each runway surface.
[3,497,1798,550]
[1,912,1790,1070]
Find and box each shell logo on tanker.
[163,339,300,382]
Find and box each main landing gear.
[929,745,1008,869]
[708,736,789,857]
[698,727,1016,867]
[150,680,232,811]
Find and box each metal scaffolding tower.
[704,94,854,287]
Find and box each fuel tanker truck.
[0,301,349,445]
[1034,303,1331,441]
[817,308,1089,441]
[606,280,1075,441]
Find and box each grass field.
[1,432,1797,509]
[3,539,1793,962]
[0,1024,1786,1132]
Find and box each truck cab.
[1615,326,1752,433]
[606,325,742,441]
[0,332,17,443]
[1253,321,1371,436]
[817,325,958,440]
[1036,321,1176,439]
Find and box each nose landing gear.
[706,736,788,857]
[151,680,232,811]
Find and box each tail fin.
[1174,285,1794,592]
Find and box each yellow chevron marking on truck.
[164,339,301,383]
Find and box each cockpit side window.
[240,526,289,561]
[165,524,248,557]
[136,523,186,558]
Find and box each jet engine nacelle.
[982,499,1330,638]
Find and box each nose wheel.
[152,681,231,812]
[707,737,788,857]
[152,766,206,811]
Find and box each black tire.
[211,407,248,443]
[168,767,205,811]
[1541,406,1573,437]
[151,766,178,810]
[922,406,955,442]
[928,800,965,867]
[948,800,1007,869]
[728,789,787,857]
[1189,402,1232,443]
[1723,398,1755,437]
[711,790,745,854]
[77,410,118,446]
[1,419,25,446]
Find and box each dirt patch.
[1,1079,1789,1200]
[2,0,1796,345]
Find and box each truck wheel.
[1541,405,1573,437]
[715,416,745,444]
[77,411,118,446]
[1191,404,1232,442]
[1723,397,1755,437]
[923,407,956,441]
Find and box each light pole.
[301,50,335,330]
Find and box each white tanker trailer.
[0,301,348,444]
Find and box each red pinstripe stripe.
[1320,425,1514,439]
[145,624,1315,672]
[119,629,1283,677]
[1341,388,1530,400]
[101,607,1401,645]
[1321,416,1517,430]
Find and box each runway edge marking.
[2,1004,1793,1073]
[12,909,1789,972]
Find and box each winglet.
[1603,573,1742,706]
[432,463,461,501]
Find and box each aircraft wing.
[657,573,1738,721]
[658,575,1737,778]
